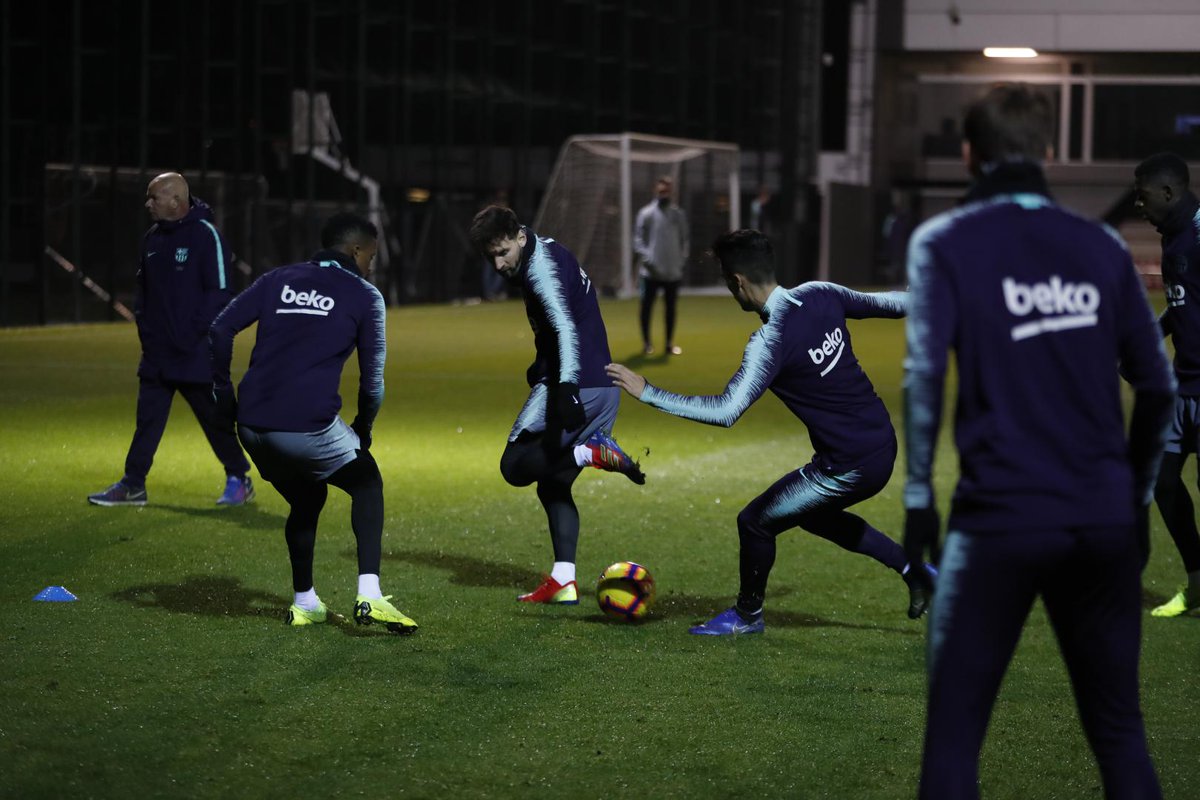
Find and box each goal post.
[535,133,740,296]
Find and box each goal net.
[535,133,740,296]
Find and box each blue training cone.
[33,586,77,602]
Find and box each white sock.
[551,562,576,585]
[574,444,593,467]
[358,573,382,599]
[294,588,320,611]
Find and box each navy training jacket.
[136,198,235,383]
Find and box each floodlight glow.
[983,47,1038,58]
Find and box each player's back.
[237,258,384,432]
[767,283,895,469]
[916,194,1144,529]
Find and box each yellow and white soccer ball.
[596,561,656,621]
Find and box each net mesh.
[535,135,739,294]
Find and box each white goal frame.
[535,132,740,297]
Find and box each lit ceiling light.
[983,47,1038,58]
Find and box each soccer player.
[606,229,931,636]
[209,212,417,633]
[1133,151,1200,618]
[468,205,645,605]
[903,84,1173,799]
[88,172,254,507]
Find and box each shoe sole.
[88,498,147,507]
[517,597,579,604]
[688,627,763,636]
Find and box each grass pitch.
[1,296,1198,799]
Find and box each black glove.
[351,416,372,451]
[552,382,586,432]
[903,506,941,579]
[213,385,237,435]
[1135,503,1151,571]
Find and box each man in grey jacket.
[634,176,689,356]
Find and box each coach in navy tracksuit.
[209,213,416,632]
[607,229,929,636]
[903,85,1173,799]
[1133,152,1200,618]
[88,172,252,507]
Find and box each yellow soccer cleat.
[1150,589,1200,618]
[286,601,328,626]
[353,595,418,634]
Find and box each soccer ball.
[596,561,655,621]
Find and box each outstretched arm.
[606,330,778,428]
[813,282,908,319]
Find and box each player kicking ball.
[209,213,417,633]
[607,229,932,635]
[469,205,645,605]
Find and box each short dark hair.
[963,83,1054,163]
[1135,152,1190,190]
[321,212,377,250]
[711,229,776,284]
[469,205,522,253]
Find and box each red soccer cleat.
[517,575,579,604]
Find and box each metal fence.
[1,0,821,326]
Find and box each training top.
[209,249,385,433]
[1155,190,1200,396]
[904,162,1175,532]
[514,227,613,389]
[136,198,235,383]
[639,283,907,471]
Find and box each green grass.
[1,296,1198,799]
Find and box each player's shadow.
[619,349,672,367]
[152,503,280,532]
[381,548,543,589]
[110,574,401,637]
[111,574,284,619]
[578,588,921,636]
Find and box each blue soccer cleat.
[584,429,646,485]
[217,475,255,506]
[688,607,764,636]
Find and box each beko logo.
[277,284,335,316]
[1002,276,1099,341]
[808,328,845,376]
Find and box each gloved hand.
[903,506,941,584]
[213,385,237,435]
[351,416,372,451]
[552,382,585,432]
